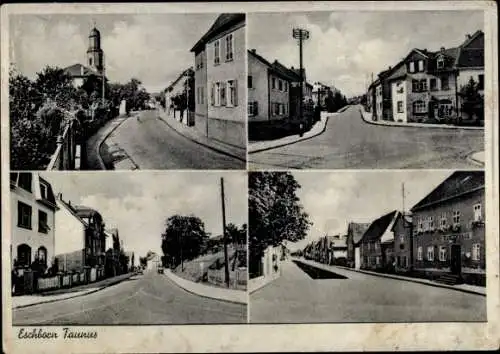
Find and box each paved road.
[13,271,246,325]
[102,110,244,169]
[248,105,484,169]
[250,260,486,323]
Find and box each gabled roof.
[360,210,398,243]
[348,222,371,245]
[456,31,484,68]
[57,198,88,227]
[64,63,99,78]
[273,59,302,82]
[73,205,102,220]
[190,13,245,53]
[165,67,194,93]
[411,171,485,212]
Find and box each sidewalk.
[12,272,136,309]
[248,112,334,154]
[157,109,246,162]
[164,269,247,304]
[85,114,137,170]
[295,258,486,296]
[360,106,484,130]
[248,274,280,294]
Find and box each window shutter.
[234,80,238,106]
[254,102,258,115]
[211,83,214,106]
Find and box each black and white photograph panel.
[10,171,248,325]
[248,171,486,323]
[247,11,485,169]
[9,13,246,171]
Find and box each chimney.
[388,66,392,71]
[440,47,445,52]
[68,200,72,207]
[57,192,63,201]
[250,49,256,53]
[466,33,471,40]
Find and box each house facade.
[247,50,294,131]
[72,205,107,269]
[359,210,398,271]
[411,171,485,276]
[392,212,414,273]
[164,67,195,125]
[10,173,58,271]
[193,43,208,137]
[192,13,246,148]
[346,222,370,269]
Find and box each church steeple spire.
[87,24,104,74]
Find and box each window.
[439,246,447,262]
[399,233,405,243]
[478,74,484,90]
[376,256,381,265]
[200,87,204,104]
[427,246,434,261]
[453,210,460,225]
[441,76,450,90]
[226,80,237,107]
[18,173,32,192]
[40,182,48,200]
[418,60,424,72]
[412,80,420,92]
[17,244,31,267]
[430,78,437,91]
[248,101,258,116]
[374,242,379,251]
[413,101,426,114]
[420,79,428,91]
[278,79,283,91]
[38,210,49,233]
[272,78,276,89]
[473,203,482,221]
[418,218,424,232]
[437,57,444,69]
[220,83,226,106]
[440,213,447,228]
[214,40,220,65]
[211,83,215,106]
[17,202,32,229]
[472,244,480,261]
[284,82,288,92]
[417,246,423,260]
[429,216,435,230]
[37,246,47,265]
[409,61,415,73]
[248,75,253,89]
[225,33,233,61]
[89,57,93,66]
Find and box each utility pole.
[402,182,405,215]
[220,178,230,288]
[293,28,310,135]
[102,52,105,103]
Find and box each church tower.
[87,26,104,74]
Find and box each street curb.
[157,115,247,163]
[334,265,486,297]
[12,273,137,310]
[467,151,486,167]
[359,108,484,131]
[248,275,280,295]
[164,270,247,305]
[95,114,135,170]
[248,116,330,154]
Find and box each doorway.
[450,244,462,275]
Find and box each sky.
[9,13,218,93]
[286,170,454,251]
[248,11,483,97]
[40,171,247,258]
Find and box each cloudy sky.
[41,172,247,258]
[248,11,483,97]
[9,13,218,93]
[287,170,454,251]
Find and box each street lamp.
[292,28,310,135]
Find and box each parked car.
[157,267,164,274]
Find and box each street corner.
[468,151,485,166]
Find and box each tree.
[459,77,484,123]
[35,66,77,111]
[249,172,312,277]
[161,215,208,269]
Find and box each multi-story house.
[163,67,195,125]
[54,195,108,272]
[191,30,208,138]
[346,222,370,269]
[312,82,332,108]
[359,210,399,271]
[10,173,58,271]
[191,13,246,148]
[392,212,413,273]
[247,49,295,135]
[411,171,485,281]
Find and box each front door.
[450,244,462,274]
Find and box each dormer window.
[409,62,415,73]
[418,60,424,72]
[40,183,48,200]
[437,57,444,69]
[18,173,33,192]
